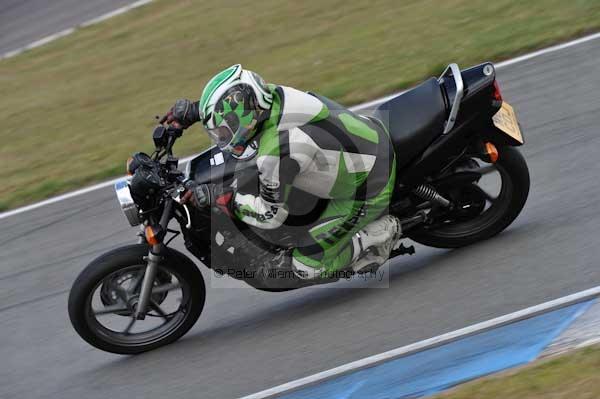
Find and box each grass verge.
[435,344,600,399]
[1,0,600,211]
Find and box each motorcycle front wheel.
[408,146,530,248]
[68,244,205,354]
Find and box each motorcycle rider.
[164,64,401,279]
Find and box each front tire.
[408,146,529,248]
[68,244,205,354]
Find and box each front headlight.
[114,180,141,226]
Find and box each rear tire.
[68,244,205,354]
[408,146,529,248]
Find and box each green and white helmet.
[200,64,272,158]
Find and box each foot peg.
[392,243,415,256]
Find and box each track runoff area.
[240,287,600,398]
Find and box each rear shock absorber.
[413,184,451,208]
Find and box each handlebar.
[153,124,183,157]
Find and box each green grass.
[1,0,600,210]
[434,344,600,399]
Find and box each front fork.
[134,246,162,320]
[134,198,174,319]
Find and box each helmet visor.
[206,125,234,150]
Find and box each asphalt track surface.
[2,39,600,399]
[0,0,137,54]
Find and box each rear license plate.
[493,101,523,144]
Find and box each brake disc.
[100,268,172,312]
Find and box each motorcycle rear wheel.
[408,146,529,248]
[68,244,205,354]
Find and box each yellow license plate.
[493,101,523,144]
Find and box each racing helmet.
[200,65,272,158]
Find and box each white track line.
[1,31,600,220]
[0,0,154,60]
[355,31,600,110]
[80,0,154,27]
[494,32,600,69]
[239,285,600,399]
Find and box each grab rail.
[439,63,464,134]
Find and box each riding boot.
[349,215,402,273]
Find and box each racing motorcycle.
[68,62,529,354]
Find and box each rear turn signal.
[485,142,499,163]
[492,80,503,102]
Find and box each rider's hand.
[160,99,200,129]
[182,180,211,208]
[182,181,235,216]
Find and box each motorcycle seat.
[373,78,447,170]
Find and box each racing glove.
[160,99,200,129]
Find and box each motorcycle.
[68,62,529,354]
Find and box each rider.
[164,64,401,279]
